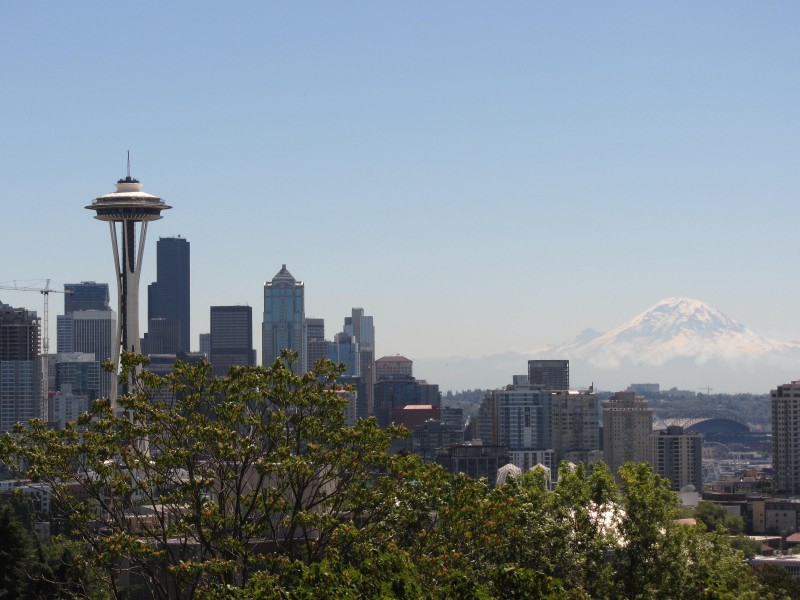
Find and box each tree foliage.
[0,353,783,598]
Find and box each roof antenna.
[127,150,131,179]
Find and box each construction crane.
[0,280,71,400]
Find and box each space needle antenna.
[127,150,131,179]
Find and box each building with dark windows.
[0,302,41,432]
[262,265,305,373]
[436,442,510,488]
[528,359,569,391]
[373,375,440,429]
[210,306,256,377]
[64,282,110,314]
[145,236,190,354]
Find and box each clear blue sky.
[1,2,799,384]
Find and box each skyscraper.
[602,391,652,479]
[262,265,305,372]
[86,168,170,381]
[550,390,601,466]
[650,426,702,492]
[375,356,413,381]
[69,310,116,400]
[146,236,190,354]
[64,282,110,314]
[349,308,375,417]
[528,360,569,391]
[771,381,800,495]
[210,306,256,377]
[0,302,41,432]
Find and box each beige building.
[375,355,413,381]
[551,390,601,466]
[602,391,652,479]
[650,426,702,491]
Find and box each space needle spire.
[86,158,171,395]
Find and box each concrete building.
[771,381,800,495]
[0,302,41,432]
[650,426,703,492]
[262,265,306,373]
[411,419,465,463]
[198,333,210,357]
[326,332,361,377]
[48,383,89,430]
[602,391,653,478]
[56,310,116,401]
[375,355,412,381]
[210,306,256,377]
[54,352,100,402]
[348,309,375,417]
[145,236,190,354]
[478,384,553,454]
[528,359,569,391]
[550,390,601,466]
[305,318,326,372]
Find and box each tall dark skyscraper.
[64,282,110,314]
[210,306,256,377]
[145,236,190,354]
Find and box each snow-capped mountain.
[415,298,800,393]
[551,297,798,369]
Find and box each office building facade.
[528,360,569,391]
[64,282,110,314]
[602,391,653,478]
[772,381,800,495]
[210,306,256,377]
[57,309,116,401]
[146,236,190,354]
[550,390,601,466]
[262,265,305,372]
[650,426,702,492]
[0,302,41,432]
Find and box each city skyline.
[2,4,799,393]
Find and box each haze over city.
[2,3,799,392]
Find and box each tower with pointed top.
[86,170,171,391]
[262,265,306,373]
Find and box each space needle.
[86,157,171,391]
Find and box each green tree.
[1,352,410,599]
[694,500,745,535]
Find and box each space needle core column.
[86,170,171,390]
